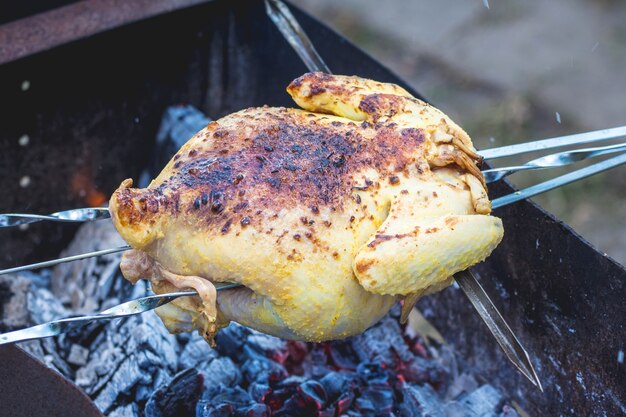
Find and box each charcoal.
[357,362,390,386]
[216,323,251,360]
[40,336,74,377]
[280,396,318,417]
[179,332,219,369]
[356,363,395,414]
[443,401,469,417]
[145,368,204,417]
[206,384,253,407]
[248,382,270,401]
[136,368,171,405]
[277,375,307,389]
[261,389,286,412]
[404,355,448,387]
[458,385,503,417]
[354,397,376,417]
[19,339,46,363]
[201,357,242,394]
[351,315,413,366]
[300,345,330,378]
[399,383,445,417]
[61,319,108,348]
[50,221,127,312]
[326,340,358,370]
[286,340,308,364]
[197,403,236,417]
[75,311,178,413]
[109,403,140,417]
[17,269,52,289]
[241,345,287,384]
[445,373,479,401]
[92,350,160,412]
[360,385,394,414]
[499,405,520,417]
[27,287,69,324]
[297,380,327,409]
[263,376,309,413]
[319,408,337,417]
[25,276,116,377]
[157,105,211,147]
[236,403,270,417]
[67,343,90,366]
[319,371,347,402]
[335,390,356,414]
[246,331,288,360]
[0,274,31,331]
[177,332,192,344]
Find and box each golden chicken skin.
[109,73,503,344]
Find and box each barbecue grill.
[0,1,624,416]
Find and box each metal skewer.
[265,0,331,74]
[491,151,626,209]
[454,270,542,391]
[0,283,241,346]
[484,142,626,183]
[0,207,110,228]
[0,245,131,276]
[478,125,626,160]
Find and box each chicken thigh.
[110,73,503,343]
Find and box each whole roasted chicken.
[110,73,503,344]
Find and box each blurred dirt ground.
[295,0,626,264]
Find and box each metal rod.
[454,270,543,391]
[492,151,626,209]
[484,142,626,183]
[264,0,331,74]
[0,283,241,345]
[479,125,626,160]
[0,245,131,276]
[0,207,110,228]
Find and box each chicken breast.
[109,73,503,343]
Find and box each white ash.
[108,403,139,417]
[178,332,219,369]
[199,357,242,395]
[0,273,31,330]
[399,383,445,417]
[51,221,126,312]
[27,287,71,324]
[67,344,90,366]
[351,314,414,365]
[458,384,505,417]
[75,309,179,414]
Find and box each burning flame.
[71,166,107,207]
